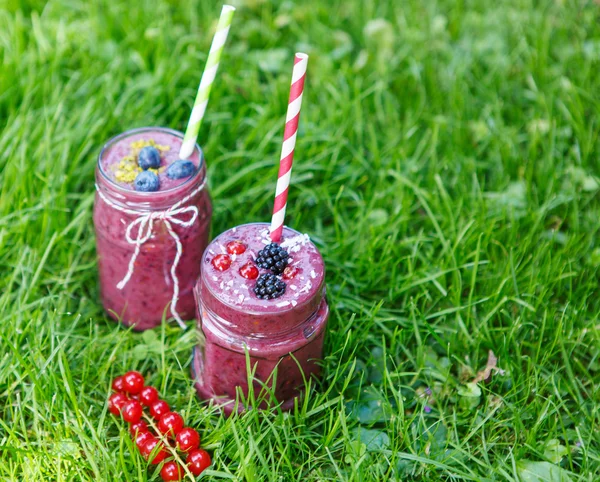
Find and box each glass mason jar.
[191,223,329,413]
[93,127,212,330]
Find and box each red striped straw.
[270,53,309,243]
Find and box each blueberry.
[138,146,161,170]
[134,171,160,192]
[166,160,196,180]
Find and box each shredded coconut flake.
[220,281,224,289]
[281,233,310,248]
[212,276,218,281]
[232,227,237,233]
[299,280,312,294]
[281,233,310,254]
[276,301,291,307]
[227,280,234,287]
[238,294,245,303]
[290,285,297,291]
[310,270,317,279]
[291,300,298,307]
[209,249,215,255]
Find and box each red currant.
[129,420,148,436]
[134,431,154,452]
[108,393,129,416]
[141,438,168,464]
[239,262,259,280]
[211,254,231,271]
[158,411,184,437]
[149,399,170,419]
[123,371,145,394]
[282,266,300,280]
[122,400,143,423]
[139,386,159,406]
[176,427,200,452]
[187,449,211,476]
[160,461,183,481]
[111,376,125,393]
[226,241,246,255]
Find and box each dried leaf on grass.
[472,350,503,384]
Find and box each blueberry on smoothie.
[167,160,196,180]
[138,146,161,170]
[134,171,160,192]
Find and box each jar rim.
[200,222,326,318]
[97,126,205,196]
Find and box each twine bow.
[96,182,205,330]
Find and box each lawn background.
[1,0,599,480]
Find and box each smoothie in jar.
[94,127,212,330]
[192,222,329,413]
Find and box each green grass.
[1,0,599,480]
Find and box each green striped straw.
[179,5,236,159]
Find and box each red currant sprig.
[108,372,212,481]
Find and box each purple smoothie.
[192,223,329,413]
[94,127,212,330]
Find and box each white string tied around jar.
[95,181,206,330]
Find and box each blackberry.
[253,273,286,300]
[255,243,289,275]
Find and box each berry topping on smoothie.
[212,254,232,271]
[226,240,246,255]
[138,146,161,170]
[239,262,259,280]
[134,171,160,192]
[282,265,300,280]
[254,273,286,299]
[100,130,202,192]
[111,139,168,184]
[200,225,324,309]
[167,159,196,179]
[255,242,289,275]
